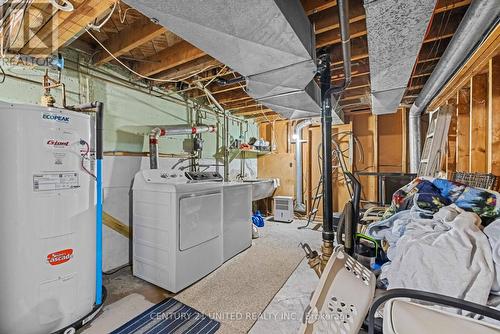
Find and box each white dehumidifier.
[273,196,294,223]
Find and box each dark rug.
[111,298,220,334]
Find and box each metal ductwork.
[123,0,344,122]
[364,0,435,115]
[408,0,500,172]
[149,125,216,169]
[294,119,313,213]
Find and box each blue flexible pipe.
[67,101,104,306]
[96,159,103,305]
[95,102,104,305]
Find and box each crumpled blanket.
[484,219,500,295]
[378,205,494,305]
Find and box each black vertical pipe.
[320,0,351,243]
[320,54,334,242]
[95,102,103,160]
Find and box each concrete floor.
[81,220,324,334]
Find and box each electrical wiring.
[0,63,5,83]
[117,1,134,24]
[80,140,97,180]
[203,65,228,88]
[85,28,181,83]
[87,0,117,31]
[1,0,30,55]
[103,263,131,275]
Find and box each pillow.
[455,186,500,225]
[432,178,467,202]
[383,178,450,219]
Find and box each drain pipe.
[149,125,217,169]
[320,0,351,265]
[408,0,500,172]
[294,119,313,213]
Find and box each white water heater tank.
[0,102,96,334]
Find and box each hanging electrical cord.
[0,64,5,84]
[2,0,31,54]
[80,139,97,180]
[85,28,181,83]
[117,1,135,23]
[87,0,118,31]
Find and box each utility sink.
[241,178,279,201]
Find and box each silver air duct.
[294,119,312,212]
[364,0,435,115]
[123,0,343,122]
[408,0,500,172]
[149,125,216,169]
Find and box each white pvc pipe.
[294,119,312,212]
[149,125,216,169]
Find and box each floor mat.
[110,298,220,334]
[176,220,320,333]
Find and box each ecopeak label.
[42,112,70,123]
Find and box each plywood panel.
[489,56,500,175]
[456,87,470,172]
[351,113,378,202]
[257,153,295,197]
[378,110,403,173]
[307,126,323,218]
[333,123,353,212]
[446,98,458,177]
[470,73,488,172]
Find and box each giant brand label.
[47,249,73,266]
[42,112,70,123]
[46,139,70,148]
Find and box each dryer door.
[179,191,222,251]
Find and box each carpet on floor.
[110,298,220,334]
[175,220,320,333]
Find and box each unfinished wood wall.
[257,108,407,218]
[448,57,500,176]
[439,55,500,177]
[429,24,500,178]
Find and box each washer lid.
[133,169,222,193]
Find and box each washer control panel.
[185,171,223,181]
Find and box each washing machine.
[132,169,223,293]
[222,182,252,261]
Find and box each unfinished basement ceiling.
[121,0,329,121]
[64,0,472,122]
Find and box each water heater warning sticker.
[33,172,79,191]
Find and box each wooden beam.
[21,0,116,56]
[470,73,488,172]
[233,107,273,116]
[135,40,205,76]
[312,0,366,34]
[153,55,220,81]
[488,55,500,175]
[254,114,283,123]
[103,212,130,239]
[456,87,470,172]
[316,20,366,48]
[446,97,458,176]
[94,19,166,65]
[434,0,471,14]
[301,0,337,15]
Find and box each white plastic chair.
[300,247,376,334]
[368,289,500,334]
